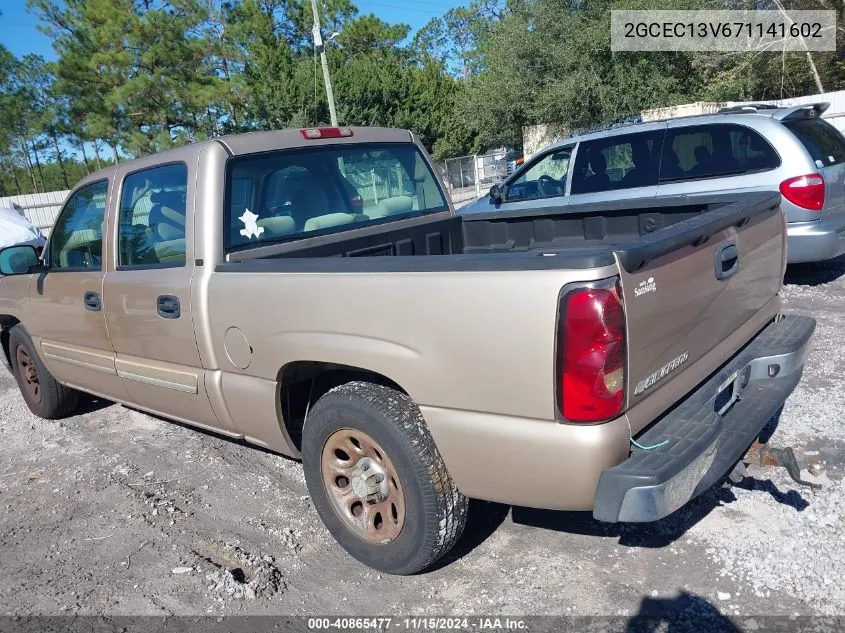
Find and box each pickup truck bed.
[220,191,769,272]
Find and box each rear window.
[225,143,448,251]
[660,124,780,182]
[783,118,845,167]
[570,130,664,195]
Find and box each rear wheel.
[9,325,79,419]
[302,381,467,575]
[321,428,407,545]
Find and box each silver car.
[460,103,845,263]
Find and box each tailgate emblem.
[635,351,689,395]
[634,277,657,297]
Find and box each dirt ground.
[0,256,843,623]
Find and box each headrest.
[303,213,355,232]
[589,152,607,173]
[694,146,711,163]
[159,205,185,226]
[257,216,296,236]
[370,195,414,219]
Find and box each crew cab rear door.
[616,193,785,433]
[102,160,220,429]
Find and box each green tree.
[0,44,20,196]
[459,0,845,153]
[0,49,49,193]
[338,14,409,56]
[15,55,74,189]
[223,0,316,129]
[412,0,503,78]
[30,0,220,157]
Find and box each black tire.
[302,381,468,575]
[8,324,79,419]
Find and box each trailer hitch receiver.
[743,440,825,490]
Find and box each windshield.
[225,143,448,251]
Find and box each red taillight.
[558,284,626,423]
[300,127,353,139]
[779,174,825,210]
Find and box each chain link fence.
[437,151,517,208]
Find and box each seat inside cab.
[120,188,187,266]
[148,191,186,264]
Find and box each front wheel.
[9,325,79,419]
[302,381,468,575]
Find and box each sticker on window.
[239,209,264,239]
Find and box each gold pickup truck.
[0,127,815,574]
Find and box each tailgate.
[781,115,845,218]
[615,193,785,416]
[819,161,845,217]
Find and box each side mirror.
[0,245,41,275]
[489,184,504,203]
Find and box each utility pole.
[310,0,339,126]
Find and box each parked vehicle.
[0,203,47,252]
[0,126,814,575]
[462,103,845,264]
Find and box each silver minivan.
[460,103,845,263]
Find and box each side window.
[50,180,108,270]
[118,163,188,268]
[660,124,780,182]
[783,118,845,167]
[506,148,571,201]
[570,131,664,195]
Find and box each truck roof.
[216,126,415,155]
[73,126,417,190]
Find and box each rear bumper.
[593,315,815,523]
[787,216,845,263]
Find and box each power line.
[360,3,448,16]
[366,0,461,7]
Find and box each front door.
[102,162,221,429]
[28,179,128,399]
[498,146,574,211]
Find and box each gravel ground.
[0,256,843,623]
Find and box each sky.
[0,0,463,60]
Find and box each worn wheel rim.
[15,346,41,404]
[321,428,406,544]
